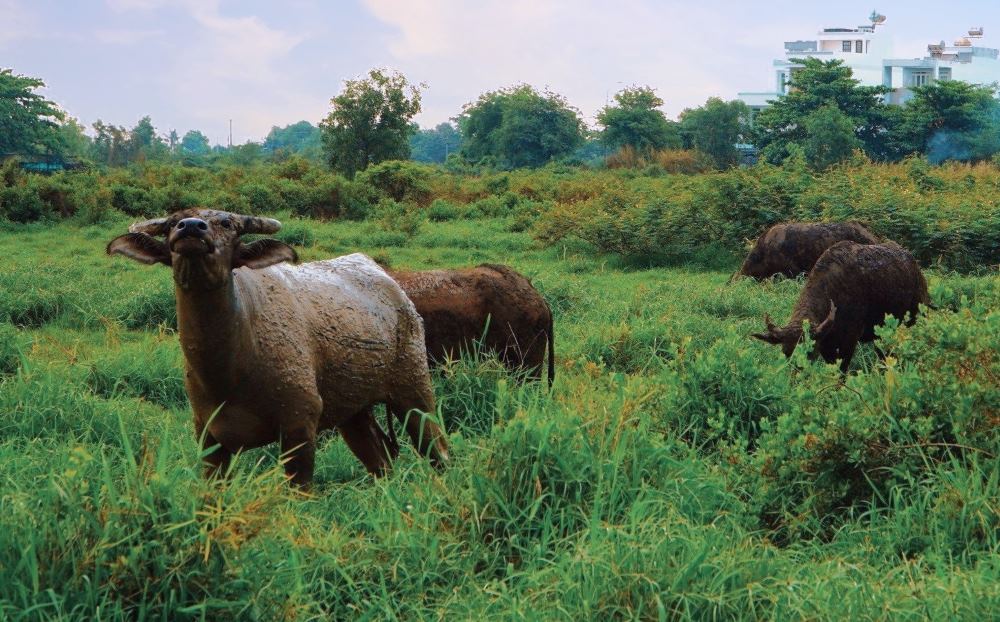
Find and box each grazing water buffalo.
[107,209,448,487]
[752,241,930,372]
[736,222,880,280]
[388,264,555,386]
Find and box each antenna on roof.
[869,10,886,27]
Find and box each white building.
[739,13,1000,113]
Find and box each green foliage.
[179,129,210,157]
[598,86,681,153]
[356,159,433,205]
[802,104,862,171]
[320,69,423,177]
[262,120,322,161]
[753,58,893,163]
[0,201,998,619]
[894,80,1000,163]
[458,85,585,168]
[679,97,749,169]
[410,122,463,163]
[0,68,65,156]
[373,198,425,238]
[427,198,460,221]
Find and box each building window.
[912,72,930,87]
[856,40,863,53]
[939,67,952,81]
[842,40,852,52]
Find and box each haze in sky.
[3,0,999,145]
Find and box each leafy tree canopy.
[263,121,322,160]
[320,69,422,177]
[458,85,584,168]
[410,122,463,163]
[180,130,211,156]
[598,86,680,152]
[802,104,861,171]
[0,68,65,156]
[893,80,998,162]
[752,58,892,163]
[679,97,749,169]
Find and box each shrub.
[357,160,433,206]
[274,220,317,247]
[0,184,50,223]
[373,198,425,238]
[427,198,460,222]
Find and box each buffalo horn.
[240,215,282,234]
[813,300,837,335]
[128,217,170,236]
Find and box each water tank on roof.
[955,37,972,47]
[969,27,984,38]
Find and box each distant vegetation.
[6,58,1000,176]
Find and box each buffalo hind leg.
[389,386,449,468]
[281,425,317,489]
[339,410,395,477]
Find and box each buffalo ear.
[233,239,298,269]
[106,233,171,266]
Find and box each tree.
[128,116,168,162]
[802,105,861,171]
[54,117,91,160]
[263,121,322,160]
[679,97,749,168]
[458,85,584,168]
[0,68,65,155]
[180,130,211,156]
[752,58,892,163]
[892,80,998,161]
[320,69,422,177]
[90,120,129,166]
[409,122,463,163]
[597,86,680,152]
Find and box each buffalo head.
[752,301,836,359]
[107,209,298,290]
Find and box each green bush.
[427,198,460,222]
[357,160,433,206]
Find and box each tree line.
[4,60,1000,176]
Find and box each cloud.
[106,0,313,143]
[362,0,805,125]
[94,28,164,45]
[0,0,35,48]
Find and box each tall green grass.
[0,195,997,619]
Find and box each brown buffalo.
[752,241,930,372]
[107,209,448,487]
[388,264,555,386]
[736,221,880,280]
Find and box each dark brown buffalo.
[752,241,930,372]
[736,222,880,280]
[107,209,448,488]
[388,264,555,386]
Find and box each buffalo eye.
[220,218,232,229]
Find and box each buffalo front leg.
[339,410,395,477]
[281,425,318,489]
[199,430,232,480]
[390,385,449,468]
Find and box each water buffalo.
[388,264,555,386]
[752,241,930,372]
[107,209,448,487]
[736,222,880,280]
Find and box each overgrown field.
[0,162,998,620]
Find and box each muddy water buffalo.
[107,209,448,487]
[736,222,880,280]
[752,241,930,372]
[388,264,555,386]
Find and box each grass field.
[1,209,998,620]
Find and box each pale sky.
[3,0,1000,145]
